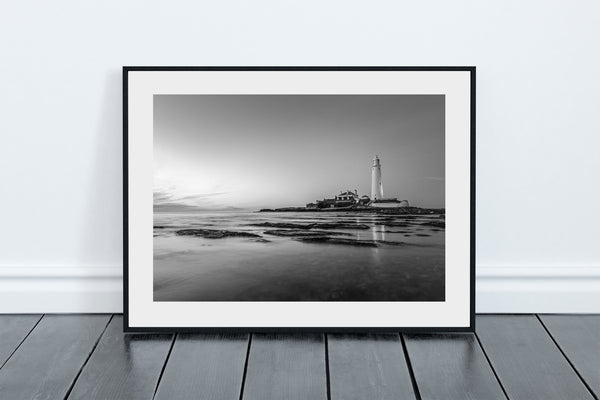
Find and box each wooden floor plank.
[476,315,594,400]
[328,333,416,400]
[0,314,110,400]
[0,314,41,368]
[154,333,249,400]
[242,333,328,400]
[404,333,506,400]
[539,314,600,398]
[66,315,173,400]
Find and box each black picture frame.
[123,66,476,333]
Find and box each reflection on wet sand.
[153,211,445,302]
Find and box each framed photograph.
[124,67,475,332]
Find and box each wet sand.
[153,211,445,301]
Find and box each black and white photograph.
[125,67,473,330]
[153,94,446,302]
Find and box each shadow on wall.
[79,69,123,266]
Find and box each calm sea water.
[153,211,444,301]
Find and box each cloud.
[423,177,445,181]
[153,188,235,211]
[153,191,173,203]
[153,202,241,212]
[177,193,227,202]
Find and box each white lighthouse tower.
[371,155,384,200]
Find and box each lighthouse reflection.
[372,224,386,242]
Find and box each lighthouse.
[371,155,384,200]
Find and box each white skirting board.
[476,266,600,313]
[0,267,123,314]
[0,266,598,314]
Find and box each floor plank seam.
[535,314,598,400]
[152,332,177,400]
[0,314,44,371]
[63,314,114,400]
[473,331,510,400]
[237,333,253,400]
[399,333,422,400]
[324,334,332,400]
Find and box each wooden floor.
[0,315,598,400]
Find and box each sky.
[154,95,445,211]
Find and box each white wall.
[1,0,599,313]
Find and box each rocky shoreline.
[247,222,370,230]
[175,229,261,239]
[258,206,444,215]
[165,212,444,248]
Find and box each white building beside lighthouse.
[305,155,410,209]
[371,155,384,200]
